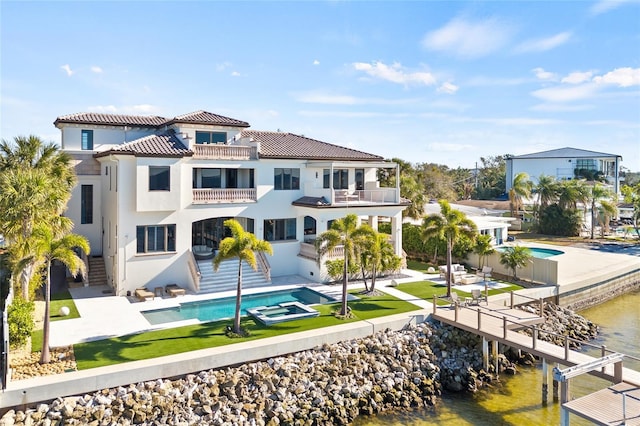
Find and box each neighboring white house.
[55,111,408,296]
[505,147,622,195]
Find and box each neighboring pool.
[497,246,564,259]
[142,287,333,325]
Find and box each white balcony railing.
[192,144,258,160]
[192,188,257,204]
[299,242,343,260]
[333,188,399,204]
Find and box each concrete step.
[87,257,107,287]
[197,259,270,294]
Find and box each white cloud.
[561,71,594,84]
[590,0,630,15]
[531,84,599,102]
[216,62,232,72]
[422,17,513,59]
[352,61,436,86]
[531,103,594,112]
[88,105,118,113]
[516,32,572,53]
[437,82,459,94]
[532,67,557,81]
[91,66,103,73]
[60,64,74,76]
[298,110,385,119]
[593,67,640,87]
[231,71,241,77]
[313,60,320,65]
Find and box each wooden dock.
[564,382,640,425]
[432,300,640,424]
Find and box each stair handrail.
[187,249,201,292]
[256,251,271,282]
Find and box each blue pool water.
[142,287,333,325]
[497,246,564,259]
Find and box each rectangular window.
[200,168,222,188]
[195,131,226,144]
[136,224,176,253]
[149,166,170,191]
[333,169,348,189]
[81,130,93,150]
[263,218,296,241]
[80,185,93,224]
[274,168,300,190]
[323,169,330,189]
[226,169,238,188]
[355,168,364,190]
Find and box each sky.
[1,1,639,171]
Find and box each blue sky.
[2,1,639,171]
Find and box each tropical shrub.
[8,297,34,348]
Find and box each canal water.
[356,289,640,426]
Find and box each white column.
[390,211,402,256]
[368,215,378,231]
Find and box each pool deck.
[4,242,639,409]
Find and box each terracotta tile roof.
[94,130,191,158]
[242,130,383,161]
[166,110,249,127]
[54,112,167,127]
[54,110,249,128]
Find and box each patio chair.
[476,266,492,281]
[165,283,186,297]
[449,292,461,307]
[469,289,487,306]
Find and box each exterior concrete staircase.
[88,256,108,286]
[197,258,270,293]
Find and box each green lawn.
[50,291,80,321]
[73,291,421,370]
[405,259,436,273]
[395,279,523,306]
[30,291,80,353]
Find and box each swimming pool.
[497,246,564,259]
[142,287,333,325]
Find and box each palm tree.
[16,224,89,363]
[473,234,495,268]
[588,183,614,240]
[421,200,477,297]
[0,168,74,298]
[213,219,273,334]
[0,136,76,299]
[353,225,401,294]
[597,200,618,237]
[315,214,360,316]
[533,175,558,222]
[499,245,532,281]
[400,174,426,219]
[509,172,533,218]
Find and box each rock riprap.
[1,325,441,425]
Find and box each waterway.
[356,288,640,426]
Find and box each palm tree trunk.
[446,239,452,297]
[591,200,596,239]
[360,264,369,292]
[370,264,377,293]
[233,259,243,334]
[341,251,348,316]
[40,261,51,364]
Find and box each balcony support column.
[368,215,378,231]
[391,211,402,257]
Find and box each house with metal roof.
[505,147,622,194]
[55,111,408,296]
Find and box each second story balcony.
[192,188,257,204]
[192,144,258,160]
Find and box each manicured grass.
[73,291,420,370]
[50,291,80,321]
[405,259,436,273]
[30,291,80,352]
[395,280,523,306]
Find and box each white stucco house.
[505,147,622,195]
[56,111,408,296]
